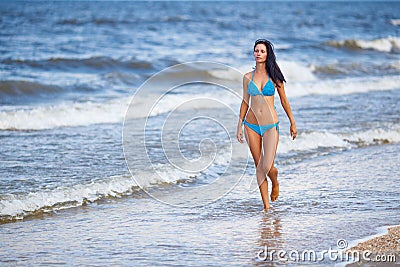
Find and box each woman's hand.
[237,124,244,143]
[290,123,297,140]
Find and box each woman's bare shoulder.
[243,71,253,81]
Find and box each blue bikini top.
[248,70,275,96]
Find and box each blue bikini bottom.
[242,119,279,136]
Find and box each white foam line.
[278,125,400,154]
[285,75,400,98]
[0,175,138,219]
[1,75,399,130]
[327,36,400,53]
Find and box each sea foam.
[326,36,400,53]
[1,74,399,130]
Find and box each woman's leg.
[267,129,279,202]
[260,127,279,205]
[243,125,270,210]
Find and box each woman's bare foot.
[271,182,279,202]
[268,167,279,202]
[263,204,270,212]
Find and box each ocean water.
[1,1,399,266]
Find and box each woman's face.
[254,43,267,63]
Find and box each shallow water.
[1,142,399,265]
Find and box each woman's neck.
[254,62,267,74]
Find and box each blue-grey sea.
[1,1,399,266]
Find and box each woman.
[236,39,297,211]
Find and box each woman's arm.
[237,74,250,143]
[276,81,297,140]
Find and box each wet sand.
[349,225,399,253]
[346,225,399,266]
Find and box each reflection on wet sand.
[253,211,283,266]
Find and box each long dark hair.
[253,39,286,88]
